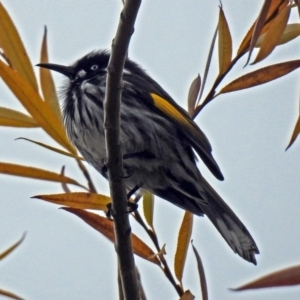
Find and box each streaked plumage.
[37,50,259,264]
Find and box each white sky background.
[0,1,300,299]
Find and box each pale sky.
[0,1,300,300]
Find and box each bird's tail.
[196,177,259,264]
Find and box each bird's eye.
[90,65,98,71]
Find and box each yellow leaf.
[0,60,75,152]
[16,138,83,160]
[62,208,161,265]
[0,3,37,91]
[253,5,291,63]
[39,26,62,120]
[219,60,300,94]
[232,264,300,291]
[0,107,38,127]
[143,192,154,229]
[218,6,232,74]
[33,192,110,210]
[0,288,24,300]
[174,211,193,285]
[0,233,25,261]
[0,162,85,188]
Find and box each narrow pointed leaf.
[179,290,195,300]
[0,60,75,152]
[198,26,218,102]
[245,0,272,65]
[218,6,232,74]
[0,289,24,300]
[0,233,26,261]
[0,107,38,127]
[237,0,288,56]
[16,138,83,160]
[187,74,201,117]
[143,192,154,229]
[253,5,291,63]
[233,265,300,291]
[33,192,110,210]
[62,208,160,265]
[0,162,85,188]
[191,241,208,300]
[39,26,61,120]
[174,211,193,284]
[0,3,37,91]
[220,60,300,94]
[286,98,300,150]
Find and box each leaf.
[256,23,300,48]
[286,97,300,150]
[219,59,300,94]
[174,211,193,285]
[245,0,273,65]
[143,192,154,229]
[0,289,24,300]
[62,208,160,265]
[0,233,26,261]
[233,265,300,291]
[191,241,208,300]
[187,74,201,117]
[198,26,218,102]
[0,3,37,91]
[0,107,38,127]
[0,161,85,188]
[39,26,62,120]
[0,60,75,152]
[179,290,195,300]
[253,5,291,63]
[237,0,289,56]
[218,6,232,75]
[16,138,83,160]
[33,192,110,210]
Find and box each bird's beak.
[36,63,75,79]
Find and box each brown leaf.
[0,162,85,188]
[142,192,154,229]
[253,5,291,63]
[245,0,273,65]
[219,59,300,94]
[0,233,26,261]
[187,74,201,117]
[174,211,193,285]
[62,208,160,265]
[39,26,62,120]
[179,290,195,300]
[286,97,300,150]
[191,241,208,300]
[0,107,38,127]
[33,192,110,210]
[233,265,300,291]
[0,3,37,91]
[218,6,232,75]
[0,289,24,300]
[0,60,75,152]
[238,0,289,56]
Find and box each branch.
[103,1,142,300]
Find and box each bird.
[37,50,259,264]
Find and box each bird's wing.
[150,93,224,180]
